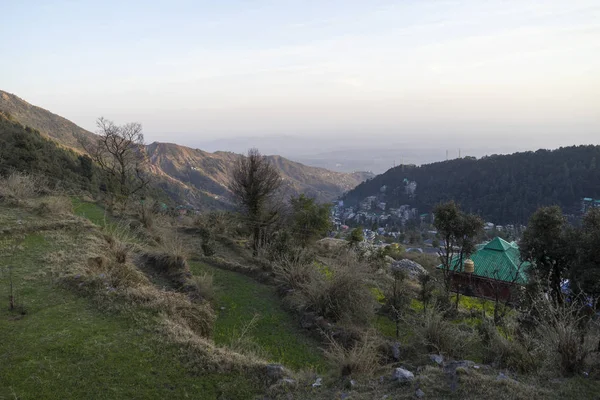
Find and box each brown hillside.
[0,90,97,152]
[0,90,371,207]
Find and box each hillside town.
[332,185,525,253]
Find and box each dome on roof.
[464,259,475,273]
[483,237,512,251]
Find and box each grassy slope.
[189,261,327,372]
[0,203,258,400]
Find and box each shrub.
[271,247,318,291]
[414,307,476,359]
[325,330,382,376]
[186,272,215,303]
[138,198,157,229]
[198,228,216,256]
[479,318,538,373]
[532,299,600,375]
[158,232,188,260]
[201,240,216,256]
[0,172,45,201]
[273,248,375,325]
[35,196,74,216]
[297,256,376,325]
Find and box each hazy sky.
[3,0,599,148]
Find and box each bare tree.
[83,117,149,202]
[487,261,526,325]
[228,148,282,256]
[434,201,483,309]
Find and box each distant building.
[438,237,530,301]
[405,181,417,196]
[582,197,600,214]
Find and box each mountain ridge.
[344,146,600,224]
[0,90,371,207]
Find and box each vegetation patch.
[189,260,327,372]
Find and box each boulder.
[392,367,414,383]
[266,364,285,380]
[429,354,444,365]
[391,259,427,279]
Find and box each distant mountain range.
[0,90,372,208]
[344,146,600,224]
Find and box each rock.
[384,255,396,265]
[415,388,425,398]
[445,360,475,372]
[391,259,427,279]
[429,354,443,365]
[496,372,509,381]
[266,364,285,380]
[392,367,414,383]
[280,378,296,387]
[312,377,322,387]
[300,312,317,329]
[391,342,401,361]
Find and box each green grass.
[190,261,327,372]
[0,216,259,399]
[71,198,108,227]
[457,295,496,315]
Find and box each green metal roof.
[439,237,530,285]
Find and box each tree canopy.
[344,146,600,224]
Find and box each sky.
[2,0,600,154]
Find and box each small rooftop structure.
[439,237,531,300]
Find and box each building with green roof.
[439,237,530,300]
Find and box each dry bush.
[287,252,376,326]
[228,314,268,360]
[531,299,600,375]
[195,211,236,236]
[157,232,189,260]
[0,172,46,202]
[325,330,382,376]
[186,272,216,303]
[34,196,74,216]
[138,198,158,229]
[413,307,476,359]
[479,318,538,373]
[271,246,319,291]
[103,219,140,245]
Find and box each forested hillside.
[0,112,102,192]
[344,146,600,223]
[0,90,97,152]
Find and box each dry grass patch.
[0,172,45,202]
[412,307,477,359]
[325,330,382,377]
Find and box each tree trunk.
[252,223,260,257]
